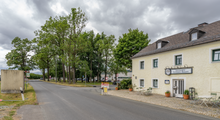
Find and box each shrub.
[119,79,132,89]
[184,90,189,95]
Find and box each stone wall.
[1,70,24,93]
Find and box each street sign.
[26,73,30,77]
[104,87,108,93]
[101,82,109,88]
[82,75,84,78]
[0,99,2,102]
[105,77,108,80]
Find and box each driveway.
[15,80,219,120]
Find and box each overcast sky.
[0,0,220,74]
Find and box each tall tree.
[5,37,34,71]
[114,28,150,69]
[66,7,88,84]
[37,16,69,82]
[102,34,116,81]
[95,32,106,81]
[32,34,56,81]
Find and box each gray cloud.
[1,0,220,73]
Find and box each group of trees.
[5,7,151,83]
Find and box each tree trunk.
[47,67,50,81]
[72,64,76,84]
[68,65,71,84]
[43,68,45,81]
[115,73,118,87]
[90,59,92,83]
[62,63,65,82]
[104,53,107,81]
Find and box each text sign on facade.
[171,68,192,74]
[165,67,193,75]
[101,82,109,88]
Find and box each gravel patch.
[0,106,14,119]
[108,90,220,119]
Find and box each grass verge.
[0,81,37,120]
[43,79,112,87]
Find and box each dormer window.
[189,29,205,41]
[157,43,161,49]
[191,32,197,41]
[156,41,168,49]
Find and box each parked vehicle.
[112,80,120,85]
[106,80,111,82]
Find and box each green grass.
[44,79,112,87]
[0,82,37,119]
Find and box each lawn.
[0,81,37,120]
[44,79,112,87]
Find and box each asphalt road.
[25,80,218,120]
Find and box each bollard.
[20,87,24,101]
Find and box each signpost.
[101,82,109,89]
[26,73,30,78]
[25,71,30,90]
[101,82,109,95]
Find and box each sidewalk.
[108,90,220,119]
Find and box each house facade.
[131,21,220,97]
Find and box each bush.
[184,89,189,95]
[29,73,43,79]
[119,79,132,89]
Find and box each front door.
[173,79,184,97]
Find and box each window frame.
[212,49,220,62]
[139,79,144,87]
[152,78,159,88]
[157,42,161,49]
[153,59,158,68]
[175,55,182,65]
[191,32,198,41]
[140,60,144,69]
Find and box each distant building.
[101,70,132,81]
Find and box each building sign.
[164,80,170,84]
[165,67,193,75]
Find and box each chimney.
[198,22,208,27]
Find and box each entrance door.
[173,79,184,97]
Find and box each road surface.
[19,80,218,120]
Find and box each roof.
[131,20,220,59]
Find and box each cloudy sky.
[0,0,220,74]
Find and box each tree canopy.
[6,37,34,71]
[114,28,150,69]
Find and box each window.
[140,61,144,69]
[153,59,158,68]
[213,49,220,61]
[175,55,182,65]
[140,79,144,87]
[152,79,158,88]
[191,32,197,41]
[157,42,161,49]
